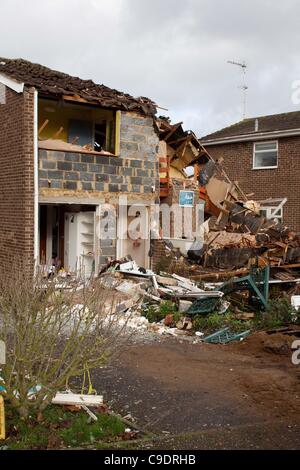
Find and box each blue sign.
[179,191,194,207]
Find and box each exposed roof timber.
[0,72,24,93]
[164,122,183,141]
[168,135,191,146]
[63,94,100,107]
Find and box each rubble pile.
[97,259,234,342]
[182,158,300,284]
[189,200,300,271]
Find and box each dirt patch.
[229,330,299,357]
[93,332,300,443]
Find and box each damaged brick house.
[200,111,300,232]
[0,58,160,275]
[150,118,208,268]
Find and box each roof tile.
[0,57,157,116]
[201,111,300,142]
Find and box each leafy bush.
[192,311,254,333]
[142,300,178,323]
[159,300,177,317]
[192,313,226,332]
[260,297,299,329]
[142,304,160,323]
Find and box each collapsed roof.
[157,117,208,172]
[0,57,157,116]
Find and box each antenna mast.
[227,60,248,119]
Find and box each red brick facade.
[204,136,300,231]
[0,86,35,272]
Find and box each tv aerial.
[227,60,248,119]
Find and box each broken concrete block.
[164,314,174,326]
[176,317,193,330]
[179,300,193,313]
[156,275,178,287]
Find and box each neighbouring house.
[0,57,160,276]
[200,111,300,232]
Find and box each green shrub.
[159,300,177,316]
[192,311,254,333]
[259,297,299,329]
[142,300,178,323]
[192,312,227,332]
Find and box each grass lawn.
[1,403,129,450]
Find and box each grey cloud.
[0,0,300,136]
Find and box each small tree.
[0,268,135,419]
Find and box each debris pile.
[189,200,300,271]
[181,157,300,285]
[97,259,250,342]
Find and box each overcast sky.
[1,0,300,136]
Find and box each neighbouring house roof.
[0,57,157,116]
[201,111,300,145]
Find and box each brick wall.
[0,86,35,272]
[151,239,167,272]
[39,111,160,198]
[204,136,300,231]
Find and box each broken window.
[260,206,283,222]
[68,119,94,147]
[68,118,117,153]
[94,122,106,151]
[38,98,120,155]
[253,141,278,169]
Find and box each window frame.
[252,140,278,170]
[260,205,283,221]
[67,110,121,156]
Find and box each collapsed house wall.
[160,178,200,239]
[38,110,160,268]
[39,111,159,199]
[205,138,300,232]
[0,86,35,273]
[152,180,200,273]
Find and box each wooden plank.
[272,263,300,270]
[190,268,249,281]
[52,393,103,407]
[63,94,99,106]
[164,122,183,141]
[53,126,64,139]
[38,119,49,135]
[115,110,121,155]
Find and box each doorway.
[39,204,97,277]
[117,204,150,268]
